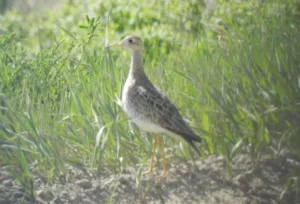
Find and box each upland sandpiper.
[107,35,201,175]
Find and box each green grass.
[0,0,300,200]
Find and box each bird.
[107,35,201,176]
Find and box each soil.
[0,153,299,204]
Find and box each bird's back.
[122,71,201,145]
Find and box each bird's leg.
[143,134,159,174]
[157,135,168,177]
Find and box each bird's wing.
[134,84,201,143]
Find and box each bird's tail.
[188,141,201,156]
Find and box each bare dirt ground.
[1,153,299,204]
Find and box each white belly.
[131,116,165,133]
[122,84,165,133]
[122,98,164,133]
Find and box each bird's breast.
[121,81,165,133]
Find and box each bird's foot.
[142,169,153,175]
[156,169,169,178]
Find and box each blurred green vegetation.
[0,0,300,201]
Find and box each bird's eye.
[128,39,133,43]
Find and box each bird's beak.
[105,43,122,49]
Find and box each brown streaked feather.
[128,75,201,154]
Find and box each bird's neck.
[129,50,144,78]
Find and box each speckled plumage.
[114,35,201,155]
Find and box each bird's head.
[107,36,143,52]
